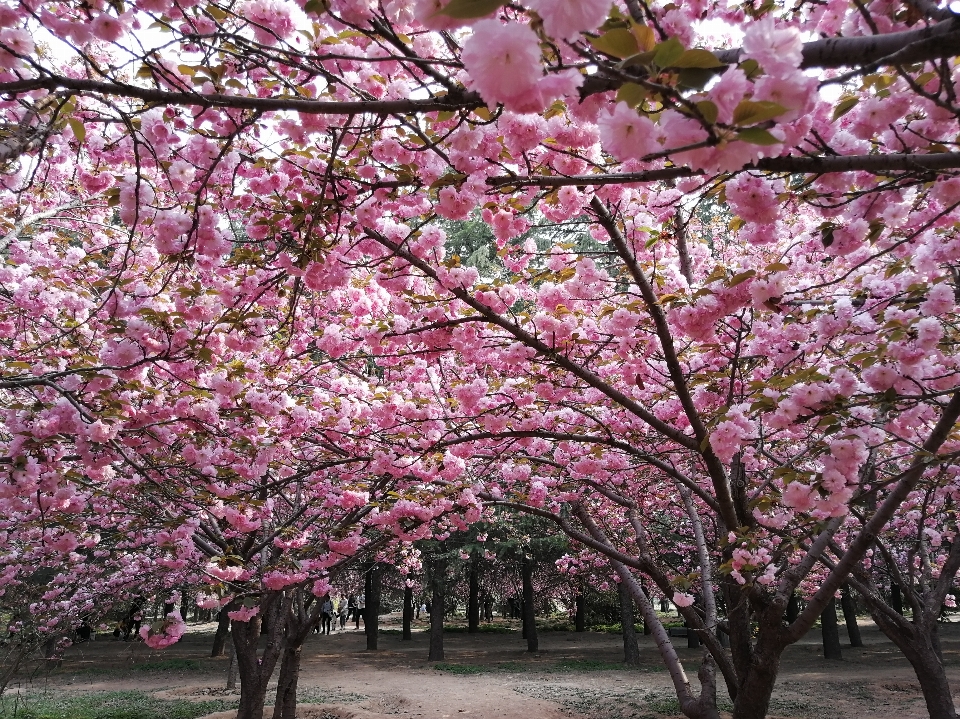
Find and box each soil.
[12,614,960,719]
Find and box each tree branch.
[488,152,960,189]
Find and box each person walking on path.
[355,595,365,630]
[338,598,348,630]
[320,596,334,635]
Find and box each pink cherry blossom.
[526,0,610,41]
[598,103,659,162]
[741,16,803,78]
[461,20,543,112]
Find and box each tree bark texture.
[402,585,413,641]
[365,563,381,651]
[522,557,538,653]
[428,557,446,661]
[840,585,863,647]
[272,646,301,719]
[821,598,842,660]
[619,581,640,665]
[891,583,904,615]
[575,593,586,633]
[468,557,480,633]
[785,593,800,624]
[211,604,234,657]
[233,598,284,719]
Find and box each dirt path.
[17,615,960,719]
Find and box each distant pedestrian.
[338,599,348,630]
[355,595,365,629]
[320,596,334,635]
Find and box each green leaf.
[436,0,504,19]
[676,68,716,90]
[695,100,718,124]
[866,221,885,244]
[732,100,788,126]
[668,49,725,69]
[738,58,761,79]
[619,50,657,70]
[430,172,467,189]
[727,269,756,287]
[736,127,781,145]
[589,29,639,59]
[832,96,859,122]
[632,24,656,52]
[821,225,836,248]
[67,118,85,143]
[653,37,684,68]
[616,82,647,109]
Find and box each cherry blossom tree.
[2,2,960,719]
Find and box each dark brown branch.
[4,21,957,117]
[487,152,960,189]
[0,76,485,115]
[714,19,960,68]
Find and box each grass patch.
[0,690,233,719]
[553,659,628,672]
[132,659,201,672]
[298,688,368,705]
[433,663,487,675]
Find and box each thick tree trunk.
[226,638,236,690]
[839,585,863,647]
[876,610,957,719]
[785,592,800,624]
[522,557,538,653]
[429,557,446,661]
[730,647,782,719]
[891,583,904,615]
[233,594,286,719]
[468,557,480,634]
[402,585,413,641]
[233,620,272,719]
[863,594,959,719]
[687,616,701,649]
[574,593,586,632]
[365,563,381,651]
[272,646,302,719]
[821,597,842,660]
[900,634,958,719]
[211,606,233,657]
[619,581,640,666]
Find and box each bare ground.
[12,614,960,719]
